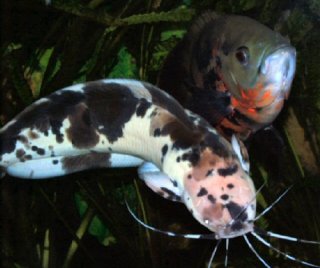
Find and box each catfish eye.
[235,46,249,65]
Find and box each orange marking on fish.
[247,108,256,114]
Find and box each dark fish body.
[158,12,296,140]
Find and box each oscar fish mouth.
[229,46,296,110]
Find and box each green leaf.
[108,46,138,79]
[26,48,58,98]
[74,193,116,246]
[88,213,116,246]
[160,29,186,41]
[149,29,185,72]
[239,0,257,11]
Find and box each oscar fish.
[158,11,296,140]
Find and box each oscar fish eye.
[235,46,249,65]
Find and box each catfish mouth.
[200,199,257,239]
[214,220,254,239]
[229,45,296,110]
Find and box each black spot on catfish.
[15,149,32,161]
[28,130,39,139]
[218,164,238,177]
[62,151,111,174]
[225,201,247,222]
[176,156,180,162]
[149,109,158,118]
[50,120,63,143]
[202,132,230,158]
[136,98,152,117]
[52,159,59,165]
[207,194,216,204]
[160,187,181,202]
[37,148,45,155]
[31,145,45,155]
[16,149,26,162]
[220,194,229,200]
[163,122,204,150]
[25,155,32,160]
[153,128,161,137]
[181,148,200,166]
[47,94,84,144]
[206,169,214,177]
[84,82,139,143]
[230,220,244,232]
[161,144,168,157]
[227,183,234,189]
[170,179,178,187]
[66,103,99,149]
[197,187,208,197]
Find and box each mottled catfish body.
[0,79,256,236]
[159,11,296,140]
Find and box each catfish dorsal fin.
[188,11,220,37]
[231,135,250,173]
